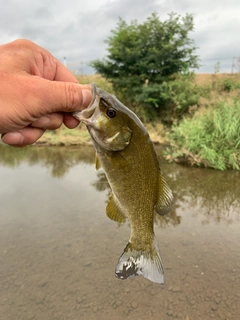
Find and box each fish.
[73,83,174,284]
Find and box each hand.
[0,39,92,147]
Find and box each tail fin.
[115,235,165,284]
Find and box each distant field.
[76,75,113,92]
[76,73,240,94]
[194,73,240,85]
[77,73,240,84]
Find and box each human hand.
[0,39,92,147]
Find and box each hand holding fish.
[0,39,92,147]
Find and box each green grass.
[165,100,240,170]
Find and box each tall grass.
[165,100,240,170]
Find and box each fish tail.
[115,235,165,284]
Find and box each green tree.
[90,12,200,120]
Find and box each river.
[0,145,239,320]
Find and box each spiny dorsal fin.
[95,153,101,171]
[155,172,174,216]
[106,193,126,223]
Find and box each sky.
[0,0,240,75]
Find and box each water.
[0,145,239,320]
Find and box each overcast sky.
[1,0,240,74]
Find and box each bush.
[157,73,208,123]
[125,72,207,124]
[91,12,200,121]
[165,101,240,170]
[221,79,235,92]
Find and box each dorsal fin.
[155,172,174,216]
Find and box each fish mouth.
[72,83,98,122]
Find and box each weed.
[165,101,240,170]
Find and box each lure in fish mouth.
[73,83,174,285]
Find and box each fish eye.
[106,108,116,118]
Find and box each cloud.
[0,0,240,74]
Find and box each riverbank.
[36,122,169,146]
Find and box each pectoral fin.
[106,193,126,223]
[95,153,101,171]
[155,172,174,216]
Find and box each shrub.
[157,73,208,123]
[221,79,235,92]
[124,72,208,124]
[91,12,200,121]
[165,100,240,170]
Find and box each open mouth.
[72,83,97,121]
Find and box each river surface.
[0,144,239,320]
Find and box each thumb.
[34,79,93,114]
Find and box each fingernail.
[2,132,24,145]
[32,116,50,128]
[82,88,92,108]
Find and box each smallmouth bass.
[73,84,174,284]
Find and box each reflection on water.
[0,145,95,178]
[0,144,240,320]
[1,145,239,225]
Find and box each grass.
[37,125,92,146]
[37,121,167,146]
[165,100,240,170]
[195,73,240,108]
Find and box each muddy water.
[0,145,239,320]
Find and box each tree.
[90,12,200,120]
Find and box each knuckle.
[47,113,63,130]
[64,83,80,112]
[12,39,35,51]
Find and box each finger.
[31,113,63,130]
[63,113,80,129]
[27,78,92,115]
[1,127,45,147]
[48,82,92,112]
[8,39,80,83]
[52,60,80,82]
[32,41,80,82]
